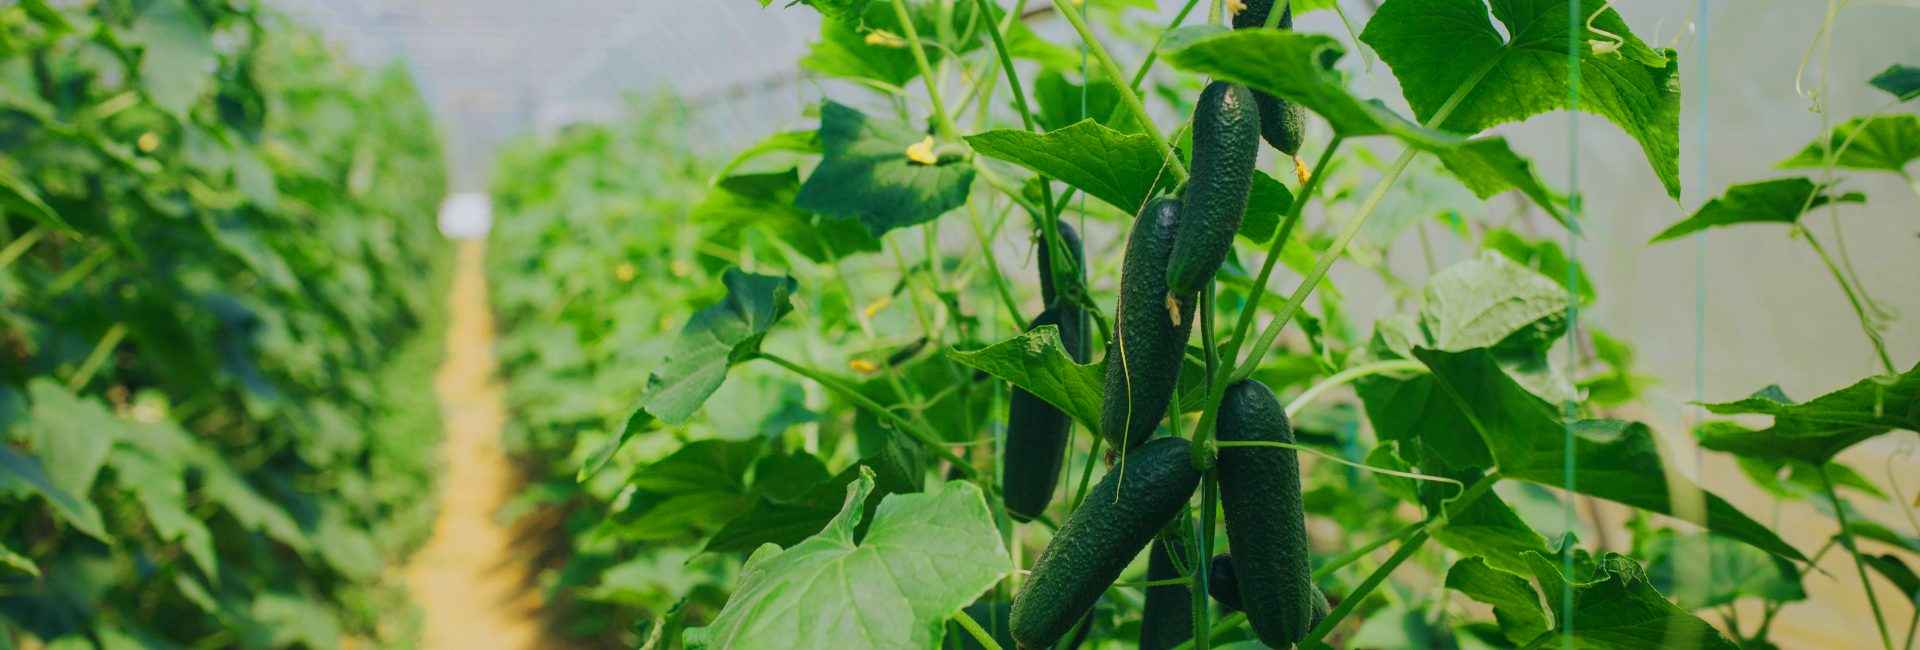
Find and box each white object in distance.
[438,192,493,239]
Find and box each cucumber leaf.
[1777,115,1920,174]
[1521,551,1739,649]
[1697,363,1919,464]
[1871,64,1920,102]
[795,102,975,236]
[1446,557,1551,645]
[966,119,1175,216]
[1362,0,1683,199]
[684,470,1008,650]
[1650,177,1864,242]
[946,325,1106,435]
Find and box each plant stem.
[1191,471,1218,650]
[0,225,47,270]
[1283,359,1428,417]
[965,201,1025,325]
[1801,228,1896,373]
[1049,0,1187,183]
[953,609,1005,650]
[760,352,977,478]
[893,0,959,139]
[66,322,127,391]
[1300,529,1432,648]
[1168,612,1248,650]
[1311,520,1424,581]
[1069,432,1103,511]
[1822,464,1896,650]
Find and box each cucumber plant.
[481,2,1919,650]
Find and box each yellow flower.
[864,29,906,48]
[670,260,691,277]
[614,262,637,282]
[863,296,892,319]
[137,132,160,153]
[1227,0,1247,16]
[905,136,938,165]
[849,359,878,373]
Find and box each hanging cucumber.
[1004,306,1088,522]
[1138,538,1192,650]
[1232,1,1311,181]
[1207,553,1330,627]
[1098,197,1195,452]
[1037,219,1085,309]
[1216,379,1315,648]
[1011,437,1202,650]
[1164,81,1260,306]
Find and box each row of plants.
[488,1,1920,649]
[1,0,449,647]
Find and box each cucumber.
[1231,1,1308,158]
[1004,306,1087,522]
[1098,197,1196,452]
[1165,81,1260,300]
[1207,554,1330,628]
[1138,538,1192,650]
[1037,220,1085,309]
[1011,437,1202,650]
[1216,379,1314,647]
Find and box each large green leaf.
[946,325,1107,435]
[1643,531,1804,610]
[1522,552,1738,649]
[1415,349,1803,561]
[15,381,122,507]
[0,445,107,541]
[1777,114,1920,174]
[1159,30,1461,149]
[1431,137,1567,228]
[1446,557,1550,645]
[108,447,217,579]
[1432,490,1553,576]
[795,102,975,235]
[1362,0,1682,199]
[601,439,786,542]
[800,7,920,86]
[704,437,923,554]
[966,120,1175,216]
[588,269,799,479]
[696,169,881,263]
[1419,252,1570,352]
[1697,363,1919,464]
[1649,177,1864,242]
[129,0,216,120]
[684,471,1009,649]
[1871,64,1920,102]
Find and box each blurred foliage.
[0,0,448,646]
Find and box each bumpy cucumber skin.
[1231,2,1307,156]
[1138,539,1192,650]
[1207,554,1330,627]
[1098,197,1195,452]
[1216,380,1314,648]
[1004,306,1087,522]
[1011,437,1202,650]
[1037,220,1085,309]
[1165,81,1260,298]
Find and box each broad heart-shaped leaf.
[695,169,881,263]
[795,102,976,236]
[1649,177,1865,243]
[1777,114,1920,174]
[129,0,215,120]
[0,173,74,234]
[1446,557,1550,645]
[800,5,921,86]
[1432,137,1568,228]
[1414,348,1804,562]
[705,436,923,554]
[1362,0,1683,199]
[1160,30,1462,150]
[585,270,799,480]
[1522,552,1738,649]
[946,325,1107,435]
[1643,531,1804,611]
[1697,362,1919,464]
[966,120,1175,217]
[0,445,108,542]
[1872,64,1920,102]
[598,439,831,543]
[1419,252,1570,352]
[684,471,1009,650]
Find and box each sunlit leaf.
[1363,0,1682,198]
[1650,177,1864,242]
[685,471,1008,649]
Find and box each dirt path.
[404,240,549,650]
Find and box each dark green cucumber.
[1138,538,1192,650]
[1004,306,1087,522]
[1232,2,1308,157]
[1011,437,1202,650]
[1098,197,1195,452]
[1165,81,1260,299]
[1216,379,1313,648]
[1037,219,1085,309]
[1207,554,1330,628]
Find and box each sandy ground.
[403,240,550,650]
